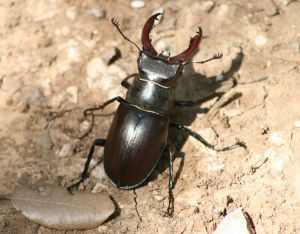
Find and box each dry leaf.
[11,184,115,230]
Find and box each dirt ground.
[1,0,300,233]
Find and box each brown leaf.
[11,184,115,230]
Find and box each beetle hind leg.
[169,122,246,151]
[67,139,106,193]
[161,144,176,217]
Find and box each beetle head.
[138,13,202,87]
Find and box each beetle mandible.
[68,13,246,216]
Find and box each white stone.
[198,1,215,12]
[65,6,77,21]
[66,86,78,103]
[208,162,225,172]
[264,149,276,159]
[218,4,229,16]
[57,144,72,158]
[213,208,254,234]
[272,159,284,172]
[67,47,81,62]
[154,195,164,201]
[130,0,145,9]
[294,120,300,128]
[269,132,285,145]
[255,35,267,46]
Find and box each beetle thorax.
[125,52,183,115]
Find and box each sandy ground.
[1,0,300,233]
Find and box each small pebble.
[255,35,267,46]
[272,159,284,172]
[66,86,79,104]
[198,0,215,12]
[208,163,225,172]
[65,6,77,21]
[154,195,164,202]
[57,144,72,158]
[217,4,229,16]
[131,0,145,9]
[213,208,254,234]
[86,8,105,19]
[269,132,285,145]
[294,120,300,128]
[264,149,276,159]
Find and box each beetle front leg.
[169,122,246,151]
[121,73,137,89]
[67,139,106,192]
[83,96,126,117]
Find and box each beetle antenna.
[111,18,141,52]
[184,52,223,65]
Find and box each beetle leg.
[169,122,247,151]
[174,93,223,107]
[67,139,106,192]
[165,144,175,217]
[83,96,126,117]
[121,73,138,89]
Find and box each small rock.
[66,86,79,104]
[269,132,285,145]
[255,35,267,46]
[208,162,225,172]
[264,149,276,159]
[1,74,21,94]
[154,195,164,202]
[198,1,215,12]
[79,120,91,132]
[217,4,229,17]
[67,47,81,63]
[130,0,145,9]
[176,188,207,207]
[86,8,106,19]
[272,159,284,172]
[57,144,73,158]
[294,120,300,128]
[213,208,254,234]
[222,108,243,118]
[282,0,296,6]
[100,46,121,65]
[65,6,77,21]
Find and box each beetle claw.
[141,13,162,56]
[169,26,202,63]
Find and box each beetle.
[68,13,246,216]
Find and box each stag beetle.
[68,13,245,216]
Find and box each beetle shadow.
[148,48,244,188]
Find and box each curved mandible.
[141,13,162,56]
[169,26,202,63]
